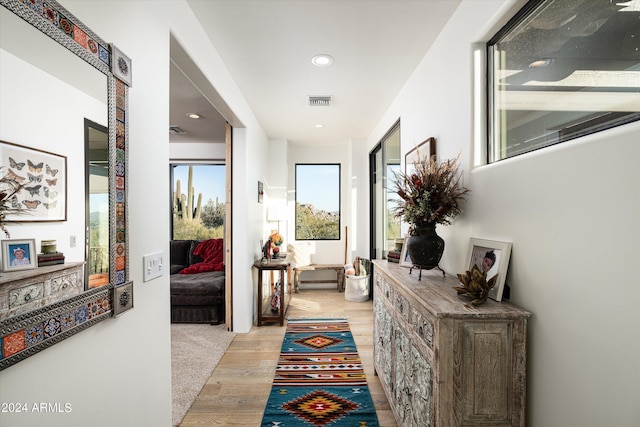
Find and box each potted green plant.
[390,152,470,271]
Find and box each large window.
[295,164,340,240]
[171,163,225,240]
[487,0,640,162]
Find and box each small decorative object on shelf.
[37,251,65,267]
[453,264,497,306]
[271,281,281,312]
[262,238,272,262]
[269,231,283,258]
[41,239,57,254]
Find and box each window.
[295,164,340,240]
[370,121,401,260]
[86,119,109,288]
[487,0,640,162]
[171,164,225,240]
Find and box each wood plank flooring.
[179,288,397,426]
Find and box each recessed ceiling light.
[186,113,202,119]
[311,54,334,67]
[315,124,324,128]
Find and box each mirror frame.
[0,0,130,370]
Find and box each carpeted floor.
[171,323,236,427]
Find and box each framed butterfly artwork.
[1,140,67,221]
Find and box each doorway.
[369,120,401,260]
[170,35,238,330]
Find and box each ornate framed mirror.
[0,0,131,370]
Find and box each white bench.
[292,264,345,293]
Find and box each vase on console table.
[406,223,444,270]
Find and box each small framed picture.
[2,239,37,272]
[465,238,512,301]
[113,281,134,316]
[399,236,413,267]
[1,140,68,222]
[110,44,133,86]
[405,137,436,175]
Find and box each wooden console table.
[253,258,291,326]
[372,260,531,427]
[0,262,84,320]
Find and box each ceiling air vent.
[308,96,332,106]
[169,125,186,135]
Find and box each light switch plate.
[143,251,164,282]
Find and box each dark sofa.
[170,239,225,324]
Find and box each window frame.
[294,163,341,241]
[486,0,640,163]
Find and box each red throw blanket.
[179,238,224,274]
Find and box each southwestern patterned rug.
[261,318,379,427]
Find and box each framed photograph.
[110,44,133,86]
[2,239,37,272]
[405,137,436,175]
[113,281,134,316]
[465,238,512,301]
[1,140,67,222]
[399,236,413,267]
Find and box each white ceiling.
[170,0,460,145]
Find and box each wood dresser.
[372,260,531,427]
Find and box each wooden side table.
[253,258,291,326]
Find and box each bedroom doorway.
[170,35,239,330]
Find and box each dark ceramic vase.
[406,223,444,269]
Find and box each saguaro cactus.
[173,166,202,220]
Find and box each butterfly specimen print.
[46,164,59,176]
[28,160,43,173]
[10,195,20,209]
[9,157,25,170]
[46,178,57,186]
[22,199,41,209]
[43,200,57,209]
[43,187,58,199]
[6,169,26,183]
[25,185,42,196]
[28,173,43,183]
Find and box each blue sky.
[296,164,339,212]
[173,164,226,205]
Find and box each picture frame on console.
[399,236,413,267]
[466,238,512,301]
[2,238,37,272]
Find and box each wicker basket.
[344,274,370,302]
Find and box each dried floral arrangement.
[453,264,497,306]
[390,152,470,235]
[0,167,26,237]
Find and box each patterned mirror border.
[0,0,130,370]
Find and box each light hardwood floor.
[179,288,397,426]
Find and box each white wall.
[0,0,269,425]
[366,1,640,425]
[169,141,226,160]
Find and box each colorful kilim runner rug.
[261,318,379,427]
